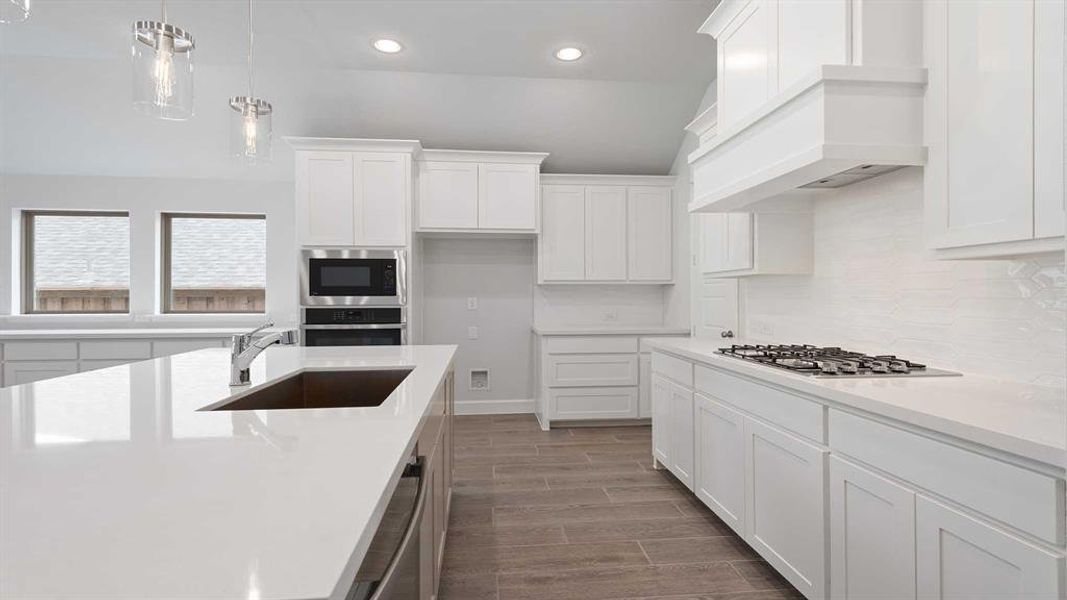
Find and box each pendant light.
[131,0,195,120]
[0,0,30,24]
[229,0,272,163]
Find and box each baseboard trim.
[455,398,535,415]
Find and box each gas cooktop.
[717,344,961,378]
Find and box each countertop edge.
[642,338,1065,469]
[531,325,690,336]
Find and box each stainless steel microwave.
[300,248,407,307]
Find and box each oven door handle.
[302,324,406,330]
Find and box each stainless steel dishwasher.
[346,455,429,600]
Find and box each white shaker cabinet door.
[584,186,628,281]
[626,186,672,282]
[650,373,671,466]
[725,213,753,271]
[694,392,745,535]
[418,161,479,229]
[540,185,586,281]
[296,151,355,246]
[638,353,651,418]
[3,361,79,387]
[1033,0,1066,239]
[916,496,1062,600]
[926,0,1035,248]
[478,163,537,231]
[744,418,828,600]
[829,456,916,600]
[698,214,728,274]
[355,153,407,246]
[668,382,695,490]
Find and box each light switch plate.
[467,326,479,340]
[467,297,478,310]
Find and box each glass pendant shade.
[132,20,194,120]
[229,97,272,163]
[0,0,30,24]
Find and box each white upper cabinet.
[924,0,1065,258]
[478,163,539,230]
[416,150,547,233]
[418,161,479,229]
[296,151,355,247]
[355,153,408,247]
[540,185,586,281]
[584,186,628,281]
[288,138,418,247]
[539,175,674,285]
[696,204,813,278]
[627,186,673,282]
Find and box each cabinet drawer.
[651,352,693,387]
[79,340,152,360]
[4,341,78,361]
[546,354,638,387]
[830,409,1063,545]
[550,386,639,420]
[152,339,226,358]
[696,365,824,443]
[543,336,638,354]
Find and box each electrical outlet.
[467,326,479,340]
[603,308,619,322]
[467,297,478,310]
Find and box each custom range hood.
[688,0,927,213]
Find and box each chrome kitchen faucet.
[230,322,299,386]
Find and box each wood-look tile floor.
[440,414,803,600]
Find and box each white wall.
[742,167,1067,388]
[0,174,298,328]
[420,238,536,413]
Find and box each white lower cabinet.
[668,383,695,489]
[829,456,916,600]
[549,387,638,420]
[3,361,79,386]
[744,417,828,600]
[916,496,1063,599]
[651,373,671,465]
[638,353,651,418]
[694,392,745,535]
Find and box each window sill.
[0,312,285,330]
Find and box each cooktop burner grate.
[716,344,961,378]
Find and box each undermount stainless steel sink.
[205,368,413,411]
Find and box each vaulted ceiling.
[0,0,718,181]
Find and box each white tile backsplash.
[742,167,1066,388]
[534,285,665,327]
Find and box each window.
[22,211,131,314]
[162,213,266,313]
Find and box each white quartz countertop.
[0,327,279,340]
[532,324,690,336]
[643,337,1065,467]
[0,344,457,600]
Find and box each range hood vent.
[688,65,927,213]
[801,164,906,189]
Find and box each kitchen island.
[0,344,456,600]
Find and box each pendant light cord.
[161,0,167,23]
[247,0,255,99]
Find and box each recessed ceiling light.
[373,38,403,54]
[555,47,583,61]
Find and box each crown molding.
[418,149,549,164]
[284,137,423,155]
